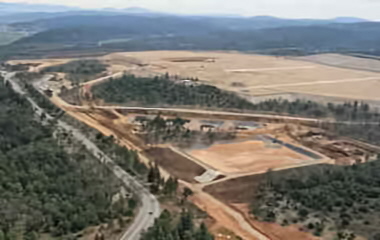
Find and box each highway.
[1,71,161,240]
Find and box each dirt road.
[184,182,270,240]
[76,105,380,126]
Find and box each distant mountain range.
[0,2,370,24]
[0,2,81,15]
[0,1,378,59]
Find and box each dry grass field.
[10,51,380,101]
[99,51,380,101]
[297,53,380,73]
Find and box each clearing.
[186,139,326,175]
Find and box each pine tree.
[195,223,213,240]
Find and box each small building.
[200,120,224,131]
[234,121,260,131]
[180,79,198,86]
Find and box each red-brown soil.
[144,147,205,183]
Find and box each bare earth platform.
[186,138,329,175]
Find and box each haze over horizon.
[0,0,379,20]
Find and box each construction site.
[9,51,380,240]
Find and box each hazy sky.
[2,0,380,20]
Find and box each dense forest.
[93,74,380,122]
[43,59,107,84]
[141,210,213,240]
[252,160,380,240]
[0,78,135,239]
[92,74,255,110]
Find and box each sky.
[2,0,380,20]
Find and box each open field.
[296,53,380,73]
[186,139,321,174]
[98,51,380,101]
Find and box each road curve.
[1,71,160,240]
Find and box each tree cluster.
[95,134,148,175]
[137,115,192,145]
[147,163,178,196]
[141,210,213,240]
[252,159,380,239]
[43,59,107,84]
[92,74,255,110]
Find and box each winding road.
[1,71,161,240]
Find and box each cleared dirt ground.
[204,173,262,203]
[187,140,314,174]
[203,172,320,240]
[144,147,205,183]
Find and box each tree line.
[141,209,213,240]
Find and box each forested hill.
[12,15,218,43]
[4,14,380,57]
[9,14,367,32]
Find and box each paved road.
[1,71,160,240]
